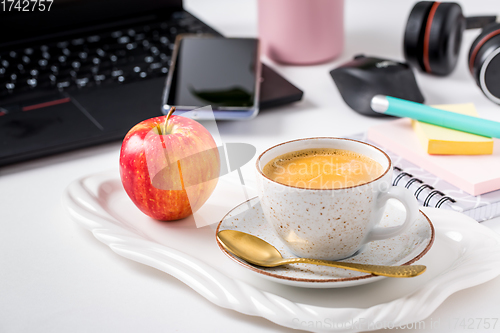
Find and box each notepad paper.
[367,118,500,196]
[411,103,494,155]
[348,133,500,222]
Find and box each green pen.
[370,95,500,139]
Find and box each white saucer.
[216,197,435,288]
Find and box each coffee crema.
[262,148,384,189]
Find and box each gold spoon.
[217,230,426,278]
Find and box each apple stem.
[162,106,176,134]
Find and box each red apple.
[119,110,220,221]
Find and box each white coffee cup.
[255,137,419,260]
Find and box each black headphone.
[404,1,500,104]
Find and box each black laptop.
[0,0,302,167]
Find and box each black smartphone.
[162,35,260,120]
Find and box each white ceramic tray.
[63,170,500,333]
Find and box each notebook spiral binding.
[393,167,460,210]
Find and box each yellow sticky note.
[411,103,494,155]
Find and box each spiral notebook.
[351,133,500,222]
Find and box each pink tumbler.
[258,0,344,65]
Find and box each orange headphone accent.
[423,1,440,73]
[469,29,500,73]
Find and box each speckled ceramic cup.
[256,138,419,260]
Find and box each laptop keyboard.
[0,11,210,105]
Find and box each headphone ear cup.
[468,23,500,76]
[404,2,465,76]
[427,3,465,75]
[404,1,435,72]
[468,23,500,103]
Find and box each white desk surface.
[1,0,500,332]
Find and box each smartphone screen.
[163,36,260,119]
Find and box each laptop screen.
[0,0,183,46]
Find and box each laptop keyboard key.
[96,48,106,57]
[150,46,160,55]
[118,36,130,44]
[72,38,85,46]
[111,69,123,77]
[27,78,37,88]
[57,81,71,90]
[149,62,162,71]
[111,31,122,38]
[94,74,106,83]
[126,43,137,51]
[57,41,69,48]
[49,74,57,84]
[87,35,101,43]
[76,77,90,88]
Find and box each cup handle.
[365,186,420,242]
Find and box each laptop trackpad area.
[0,96,104,161]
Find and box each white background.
[1,0,500,332]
